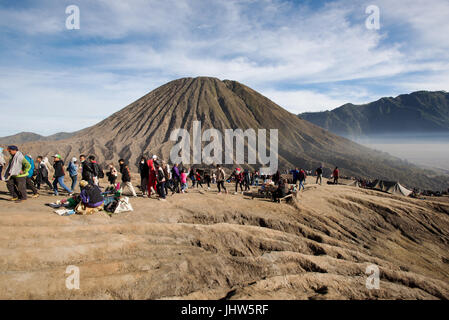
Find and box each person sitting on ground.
[76,180,104,215]
[272,178,290,202]
[4,146,31,202]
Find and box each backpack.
[25,155,35,178]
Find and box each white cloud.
[261,89,347,114]
[377,0,449,50]
[0,67,168,136]
[0,0,448,135]
[0,7,63,34]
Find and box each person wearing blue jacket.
[290,168,300,186]
[24,154,39,198]
[67,157,79,192]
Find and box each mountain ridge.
[0,131,76,145]
[300,91,449,139]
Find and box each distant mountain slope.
[300,91,449,139]
[0,131,75,145]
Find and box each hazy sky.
[1,0,449,136]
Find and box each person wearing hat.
[146,155,157,197]
[67,157,79,192]
[75,180,104,215]
[3,146,31,202]
[0,147,6,181]
[52,154,73,196]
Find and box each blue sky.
[1,0,448,136]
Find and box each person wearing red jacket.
[147,155,158,196]
[333,167,339,185]
[195,170,203,188]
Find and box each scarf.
[4,151,24,180]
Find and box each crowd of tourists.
[0,145,339,204]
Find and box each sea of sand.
[0,176,448,300]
